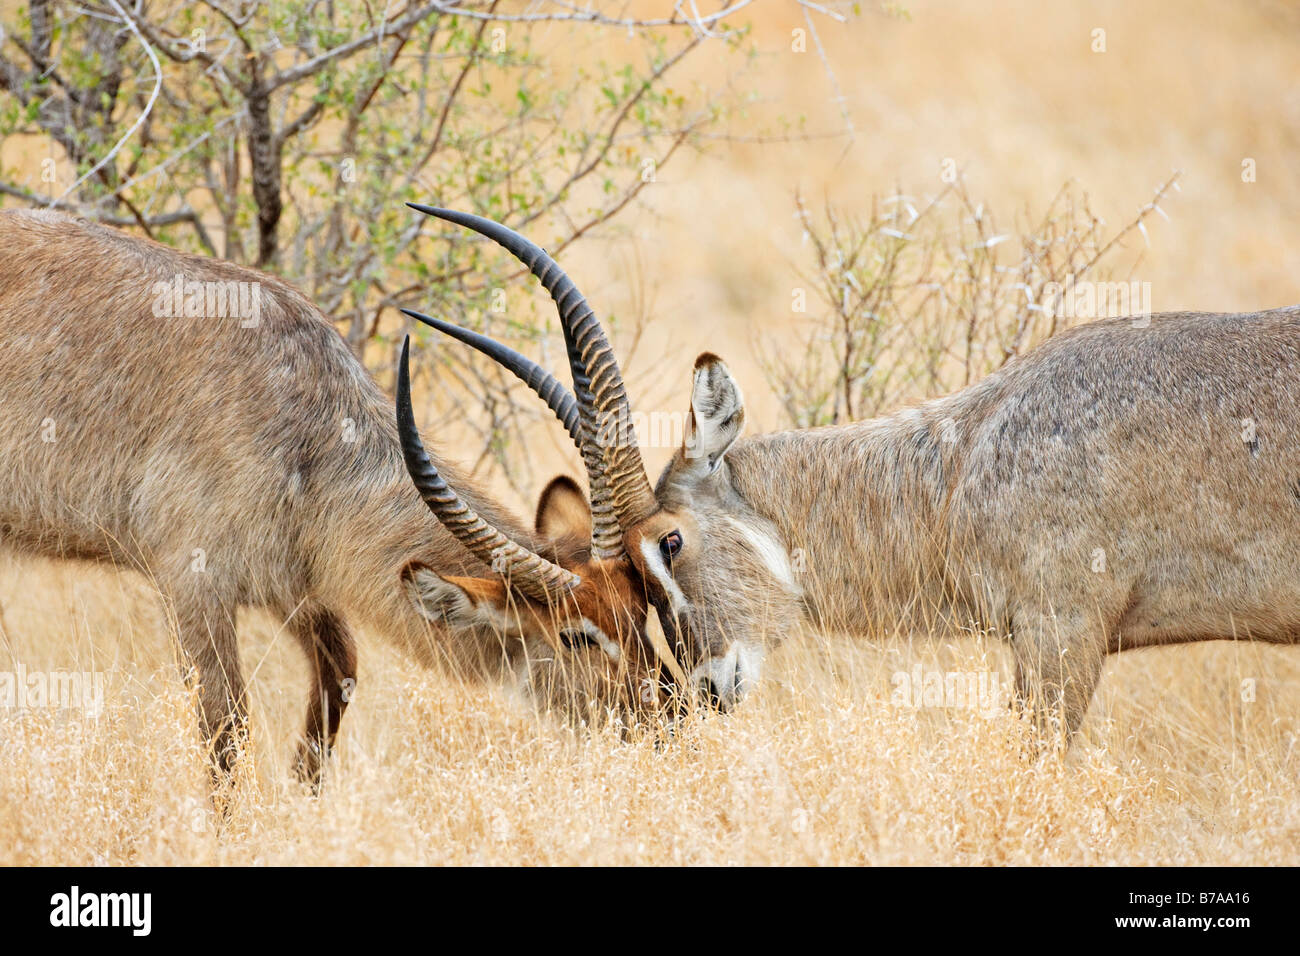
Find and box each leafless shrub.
[761,173,1182,427]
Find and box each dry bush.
[761,174,1181,427]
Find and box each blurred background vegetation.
[3,0,1300,497]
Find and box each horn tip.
[407,201,451,219]
[397,336,412,393]
[402,308,444,331]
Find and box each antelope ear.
[681,352,745,474]
[535,475,592,540]
[401,563,509,628]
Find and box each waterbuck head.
[395,332,688,719]
[407,206,800,709]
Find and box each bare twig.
[53,0,162,204]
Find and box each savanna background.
[1,0,1299,865]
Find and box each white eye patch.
[564,617,621,661]
[639,538,688,616]
[723,516,800,595]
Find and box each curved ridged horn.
[401,308,581,444]
[396,336,580,601]
[401,308,622,559]
[408,204,659,533]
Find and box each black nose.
[698,677,728,712]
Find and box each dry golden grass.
[2,557,1297,866]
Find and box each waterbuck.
[0,208,679,784]
[418,207,1300,744]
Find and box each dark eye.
[659,530,683,563]
[559,628,595,650]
